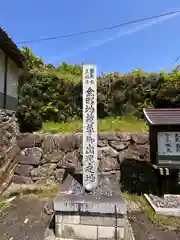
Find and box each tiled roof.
[0,27,25,68]
[143,108,180,125]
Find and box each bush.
[17,67,180,132]
[17,69,80,132]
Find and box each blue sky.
[1,0,180,74]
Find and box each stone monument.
[53,64,128,240]
[82,64,98,192]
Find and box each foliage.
[57,62,82,76]
[154,70,180,108]
[17,69,79,132]
[21,46,45,70]
[18,47,180,132]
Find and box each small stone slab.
[54,194,126,214]
[144,194,180,217]
[59,174,85,195]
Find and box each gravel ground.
[0,196,52,240]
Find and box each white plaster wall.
[0,49,22,98]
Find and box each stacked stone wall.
[12,132,149,185]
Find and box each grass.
[0,197,13,212]
[0,184,60,213]
[26,184,59,199]
[0,197,6,211]
[124,192,180,230]
[6,184,60,200]
[41,116,148,133]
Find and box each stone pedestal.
[53,174,129,240]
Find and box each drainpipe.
[3,54,8,109]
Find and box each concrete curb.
[144,194,180,217]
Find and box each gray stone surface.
[53,134,79,152]
[56,223,98,239]
[43,150,65,163]
[48,220,134,240]
[109,140,130,150]
[54,169,65,182]
[58,151,78,168]
[98,146,119,159]
[17,133,42,149]
[54,174,126,215]
[145,194,180,217]
[98,132,119,141]
[55,222,126,239]
[131,133,148,144]
[31,163,57,178]
[12,175,33,184]
[35,177,55,185]
[59,175,85,196]
[42,135,55,153]
[97,139,108,147]
[14,164,33,176]
[13,132,149,184]
[55,195,126,214]
[116,133,131,141]
[19,147,43,166]
[100,156,120,171]
[80,215,125,226]
[0,110,20,193]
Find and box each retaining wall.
[12,132,150,185]
[0,110,20,193]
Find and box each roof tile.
[143,108,180,125]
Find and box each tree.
[57,62,82,76]
[46,63,55,69]
[21,46,44,70]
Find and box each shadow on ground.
[120,159,180,195]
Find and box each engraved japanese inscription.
[83,64,98,191]
[157,132,180,156]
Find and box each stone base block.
[53,174,134,239]
[55,212,128,240]
[44,218,135,240]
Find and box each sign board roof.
[143,108,180,125]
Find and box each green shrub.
[17,63,180,133]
